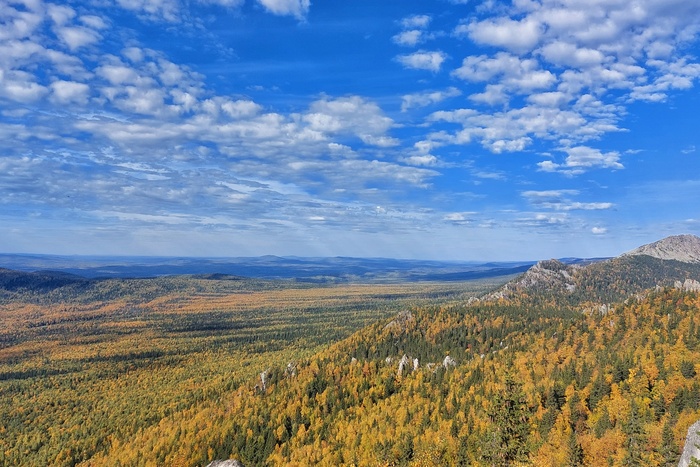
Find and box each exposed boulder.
[285,361,297,378]
[678,420,700,467]
[675,279,700,293]
[397,354,411,376]
[384,310,415,333]
[206,460,244,467]
[443,355,456,370]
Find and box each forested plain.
[0,273,506,466]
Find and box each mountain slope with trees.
[2,235,700,466]
[82,235,700,466]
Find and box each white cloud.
[538,146,623,175]
[55,26,101,51]
[256,0,310,19]
[460,17,543,53]
[198,0,245,6]
[469,84,508,106]
[397,51,447,72]
[401,15,431,29]
[80,15,108,30]
[402,155,438,167]
[443,212,474,224]
[0,2,43,41]
[539,42,605,68]
[221,99,262,118]
[527,91,570,107]
[49,80,91,104]
[401,87,461,112]
[430,0,700,175]
[47,4,76,26]
[97,64,141,85]
[115,0,180,22]
[591,226,608,235]
[393,30,424,47]
[522,189,579,199]
[453,53,556,95]
[0,70,48,103]
[303,96,398,146]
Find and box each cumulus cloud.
[393,30,424,47]
[397,51,447,72]
[303,96,398,147]
[458,17,543,53]
[55,26,101,51]
[256,0,310,19]
[425,0,700,174]
[538,146,623,175]
[401,15,431,29]
[401,87,461,112]
[49,80,91,104]
[453,53,556,94]
[402,155,438,167]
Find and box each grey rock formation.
[484,259,578,301]
[397,354,411,376]
[678,420,700,467]
[207,460,244,467]
[384,310,414,332]
[675,279,700,293]
[443,355,456,369]
[285,361,297,378]
[623,234,700,263]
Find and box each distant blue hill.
[0,254,548,283]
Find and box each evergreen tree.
[566,429,584,466]
[622,401,647,466]
[659,418,678,466]
[484,371,531,466]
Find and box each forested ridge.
[1,252,700,466]
[141,287,698,466]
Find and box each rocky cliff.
[678,420,700,467]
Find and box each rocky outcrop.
[397,354,411,376]
[623,234,700,264]
[676,279,700,293]
[384,310,414,333]
[206,460,244,467]
[484,259,578,301]
[678,420,700,467]
[443,355,456,369]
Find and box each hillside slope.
[95,286,700,466]
[485,235,700,306]
[79,231,700,466]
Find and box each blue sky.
[1,0,700,260]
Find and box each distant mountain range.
[1,234,699,293]
[0,254,539,283]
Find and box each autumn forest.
[1,245,700,466]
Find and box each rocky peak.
[622,234,700,263]
[484,259,578,301]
